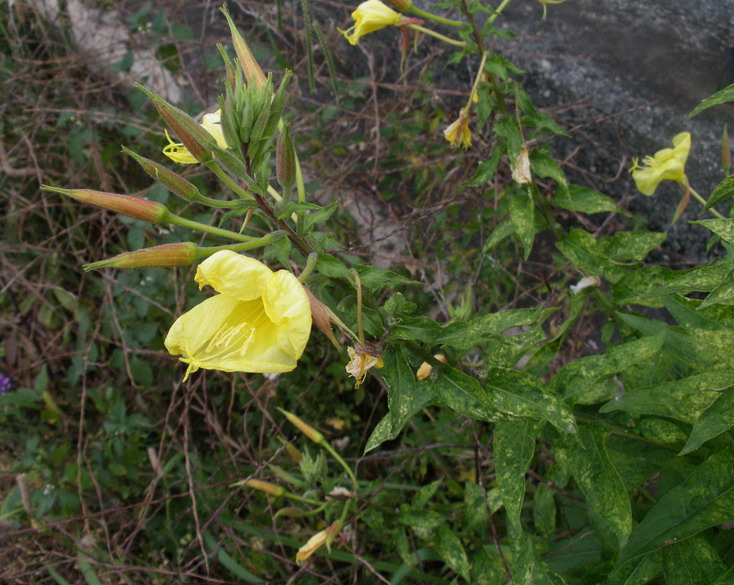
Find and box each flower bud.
[296,521,342,565]
[243,479,285,497]
[277,124,297,189]
[221,7,267,89]
[274,507,305,519]
[122,147,202,203]
[42,186,169,223]
[136,84,216,163]
[83,243,199,272]
[304,288,340,349]
[278,408,324,444]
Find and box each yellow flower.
[163,110,228,164]
[443,112,471,150]
[296,522,342,565]
[345,345,384,388]
[165,250,312,380]
[631,132,691,196]
[340,0,404,46]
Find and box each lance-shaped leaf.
[680,388,734,455]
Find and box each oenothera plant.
[42,0,734,581]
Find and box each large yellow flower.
[165,251,312,380]
[631,132,691,196]
[163,110,228,164]
[340,0,404,46]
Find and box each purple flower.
[0,373,13,396]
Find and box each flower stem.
[320,439,359,494]
[351,269,365,343]
[408,5,463,26]
[688,184,726,219]
[164,211,256,243]
[462,50,489,113]
[488,0,513,24]
[406,24,465,47]
[197,234,277,257]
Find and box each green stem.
[352,269,365,343]
[462,50,489,113]
[488,0,513,24]
[320,439,359,494]
[406,24,465,47]
[206,160,253,201]
[295,155,307,240]
[298,253,318,282]
[197,233,277,257]
[688,184,726,219]
[408,5,463,26]
[164,211,256,243]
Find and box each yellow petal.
[162,129,198,164]
[201,110,229,150]
[340,0,402,45]
[195,250,274,301]
[631,132,691,196]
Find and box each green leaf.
[662,535,726,585]
[680,388,734,454]
[482,220,516,254]
[712,565,734,585]
[691,219,734,244]
[550,185,623,215]
[365,346,433,453]
[551,336,664,404]
[530,150,567,185]
[687,82,734,119]
[699,175,734,212]
[509,186,536,260]
[606,551,662,585]
[434,524,471,580]
[316,253,352,280]
[533,483,556,538]
[617,446,734,567]
[304,201,339,232]
[429,365,499,423]
[701,267,734,308]
[600,371,734,424]
[355,264,421,291]
[642,261,733,298]
[569,427,632,551]
[494,419,539,538]
[485,368,578,435]
[465,148,503,187]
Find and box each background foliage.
[2,1,734,584]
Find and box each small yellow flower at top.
[345,345,384,388]
[630,132,691,196]
[163,110,228,164]
[340,0,405,46]
[444,111,471,150]
[164,250,312,381]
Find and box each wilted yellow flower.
[296,522,342,565]
[631,132,691,196]
[345,345,384,388]
[443,112,471,150]
[163,110,228,164]
[165,250,312,380]
[512,146,532,185]
[340,0,404,46]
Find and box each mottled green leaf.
[680,388,734,454]
[701,268,734,308]
[355,264,421,291]
[662,535,726,585]
[494,419,539,538]
[530,150,567,185]
[533,483,557,538]
[509,186,536,260]
[465,148,503,186]
[642,261,733,298]
[430,365,498,423]
[606,551,662,585]
[511,538,569,584]
[551,336,663,403]
[600,371,734,424]
[485,367,578,435]
[412,479,442,509]
[712,565,734,585]
[691,219,734,245]
[569,427,632,551]
[551,185,623,214]
[688,82,734,119]
[365,346,433,453]
[434,524,471,580]
[617,446,734,567]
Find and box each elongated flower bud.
[42,186,169,223]
[304,287,340,349]
[242,479,286,497]
[278,408,324,444]
[136,84,216,163]
[221,7,267,89]
[83,243,199,272]
[122,147,202,203]
[722,125,731,174]
[277,124,296,189]
[385,0,412,10]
